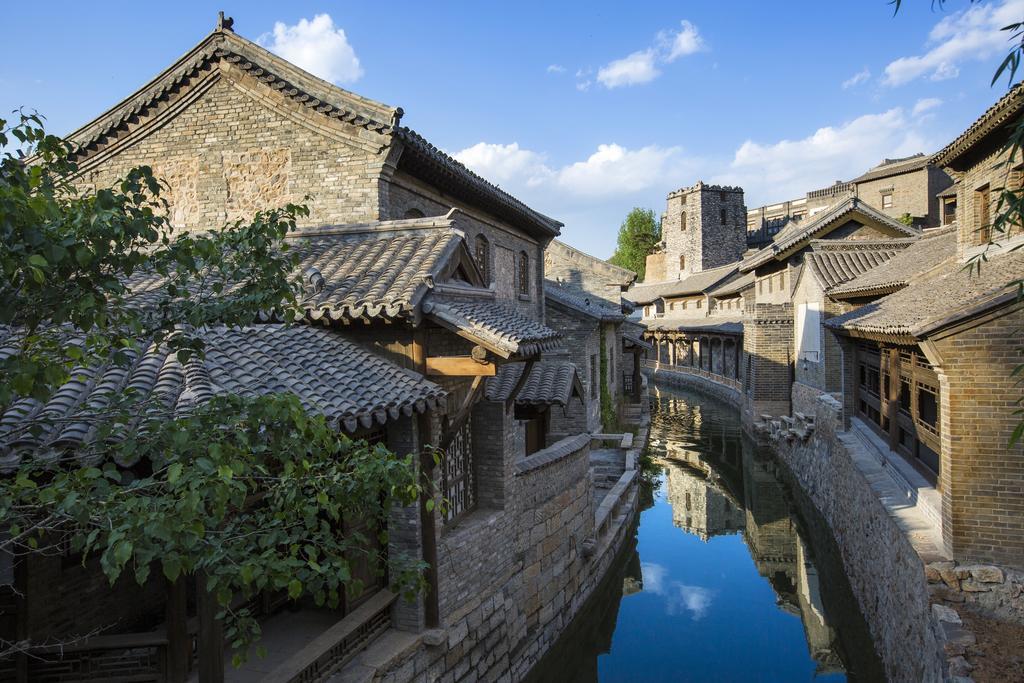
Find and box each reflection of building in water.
[663,462,745,541]
[653,388,846,674]
[796,537,844,675]
[741,446,843,673]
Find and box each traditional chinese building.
[0,15,642,683]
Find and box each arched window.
[518,251,529,296]
[474,234,490,283]
[679,254,685,272]
[403,208,425,219]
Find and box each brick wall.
[384,173,546,320]
[544,306,601,432]
[933,303,1024,566]
[75,66,387,229]
[544,241,632,308]
[744,302,794,420]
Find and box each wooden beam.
[197,572,224,683]
[417,412,440,629]
[426,356,496,377]
[165,577,189,683]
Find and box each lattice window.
[518,251,529,296]
[475,234,490,283]
[441,420,476,526]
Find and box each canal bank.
[526,383,884,682]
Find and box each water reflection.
[526,384,881,683]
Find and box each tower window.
[720,207,727,224]
[681,210,687,230]
[679,254,685,272]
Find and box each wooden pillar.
[632,350,641,401]
[196,573,223,683]
[165,578,190,683]
[418,411,440,628]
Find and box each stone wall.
[764,395,946,682]
[545,306,601,433]
[661,182,746,280]
[644,364,743,408]
[384,174,546,321]
[75,67,386,230]
[375,422,641,683]
[544,241,633,307]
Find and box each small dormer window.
[881,193,893,209]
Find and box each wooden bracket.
[426,356,496,376]
[505,360,535,413]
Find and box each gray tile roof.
[544,280,625,322]
[646,315,744,336]
[741,198,920,272]
[706,272,754,299]
[626,264,738,305]
[933,83,1024,168]
[485,361,584,406]
[805,239,915,291]
[850,153,931,184]
[0,325,445,471]
[827,249,1024,338]
[828,227,957,299]
[284,224,464,322]
[422,297,562,359]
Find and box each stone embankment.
[757,395,1023,683]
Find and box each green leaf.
[166,462,183,484]
[28,254,48,268]
[288,579,303,599]
[162,555,182,582]
[114,539,134,567]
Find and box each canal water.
[526,383,883,683]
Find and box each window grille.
[441,420,476,526]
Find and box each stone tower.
[661,182,747,280]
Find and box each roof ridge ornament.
[217,11,234,32]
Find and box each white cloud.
[912,97,943,116]
[595,19,706,89]
[259,14,363,85]
[556,143,689,195]
[546,64,566,74]
[659,20,707,62]
[883,0,1024,86]
[842,67,871,89]
[597,50,661,88]
[640,563,715,620]
[453,142,551,188]
[713,107,938,205]
[454,141,694,198]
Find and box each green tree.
[0,113,427,661]
[608,207,661,281]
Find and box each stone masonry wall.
[544,241,632,308]
[743,302,793,421]
[384,175,545,321]
[75,67,386,229]
[376,419,640,683]
[545,306,601,433]
[661,183,746,280]
[765,395,946,683]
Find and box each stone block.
[932,603,962,624]
[963,564,1005,584]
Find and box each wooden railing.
[265,590,396,683]
[16,633,171,683]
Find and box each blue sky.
[3,1,1021,257]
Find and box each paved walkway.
[838,425,949,564]
[189,608,341,682]
[590,447,626,508]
